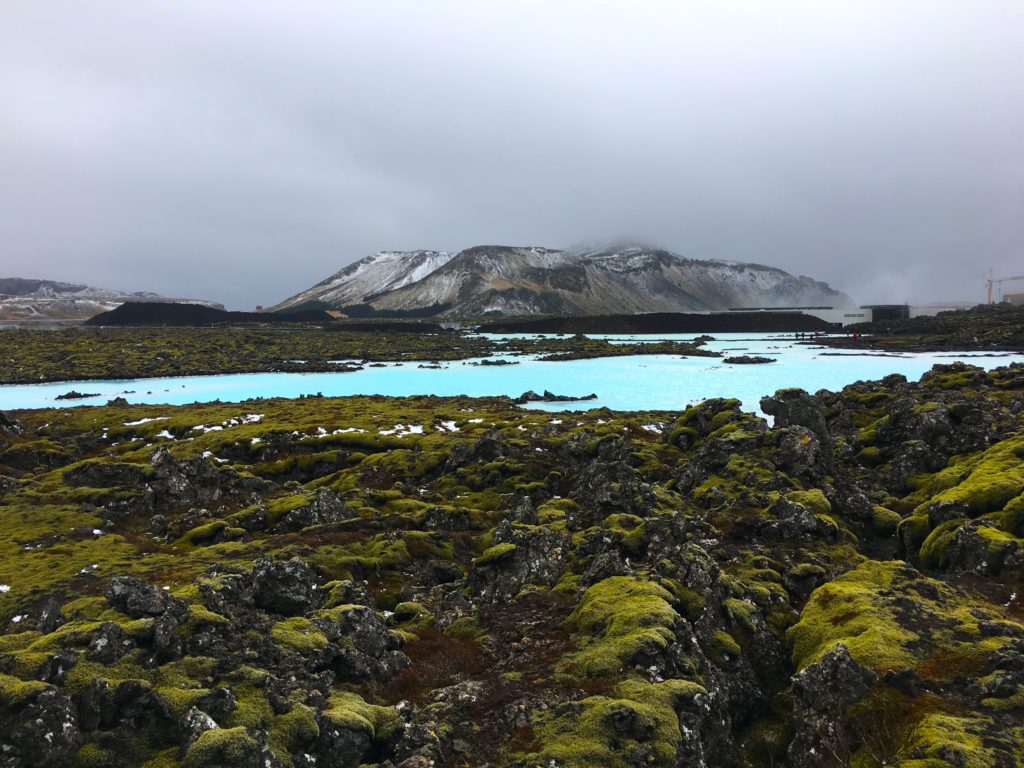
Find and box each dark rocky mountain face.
[273,243,853,317]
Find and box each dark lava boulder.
[0,674,81,768]
[62,460,150,488]
[252,557,323,616]
[105,575,185,619]
[279,488,356,531]
[318,605,408,684]
[150,446,223,508]
[788,645,876,768]
[0,410,21,435]
[468,520,570,602]
[760,389,833,470]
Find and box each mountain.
[272,243,853,317]
[0,278,223,322]
[274,250,456,312]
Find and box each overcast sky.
[2,2,1022,309]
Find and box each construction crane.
[986,271,1024,304]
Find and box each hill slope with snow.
[272,243,852,316]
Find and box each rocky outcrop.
[106,576,186,619]
[251,557,323,616]
[279,488,355,531]
[0,676,81,768]
[788,645,876,768]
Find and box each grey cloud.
[1,1,1022,308]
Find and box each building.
[729,306,871,326]
[1003,292,1024,306]
[729,302,976,327]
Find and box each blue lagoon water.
[1,333,1019,413]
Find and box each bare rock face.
[944,519,1024,577]
[252,557,324,616]
[788,645,877,768]
[150,446,223,507]
[468,519,570,603]
[0,678,82,768]
[37,598,65,635]
[320,606,408,684]
[105,575,185,619]
[759,496,841,542]
[280,488,355,531]
[761,389,835,483]
[0,410,22,436]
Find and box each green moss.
[527,678,706,768]
[788,559,1021,685]
[561,577,677,679]
[322,691,399,742]
[871,505,902,535]
[786,489,832,516]
[897,513,932,559]
[444,615,484,639]
[707,630,741,665]
[473,542,517,566]
[900,713,1008,767]
[182,727,260,768]
[268,703,319,761]
[0,672,49,707]
[787,561,917,672]
[722,597,756,632]
[392,601,434,630]
[856,446,884,466]
[786,562,826,581]
[658,578,706,621]
[179,520,248,547]
[913,436,1024,517]
[271,617,329,653]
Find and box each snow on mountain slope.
[272,243,852,317]
[0,278,222,322]
[271,250,454,311]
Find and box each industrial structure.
[986,271,1024,304]
[730,303,970,327]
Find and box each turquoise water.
[1,333,1019,413]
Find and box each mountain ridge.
[0,277,223,322]
[272,243,852,317]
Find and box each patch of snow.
[0,584,9,593]
[379,423,424,438]
[122,417,167,426]
[155,430,174,439]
